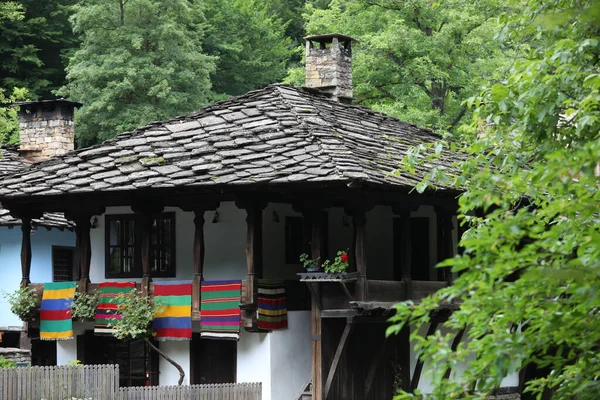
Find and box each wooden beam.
[324,318,354,399]
[20,218,32,287]
[242,204,264,308]
[435,206,457,283]
[411,320,439,392]
[443,327,466,380]
[192,210,205,320]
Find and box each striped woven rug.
[152,281,192,341]
[200,280,241,340]
[257,280,288,330]
[94,281,136,335]
[40,282,77,340]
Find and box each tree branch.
[145,338,185,385]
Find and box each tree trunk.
[145,338,185,386]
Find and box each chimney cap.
[11,98,82,108]
[304,33,358,43]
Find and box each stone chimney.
[14,99,80,162]
[305,33,356,102]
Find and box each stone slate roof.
[0,84,461,200]
[0,146,73,229]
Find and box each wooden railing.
[0,364,262,400]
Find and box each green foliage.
[388,0,600,398]
[4,286,39,321]
[66,359,82,366]
[109,290,159,341]
[59,0,216,146]
[298,0,511,132]
[202,0,293,97]
[71,291,98,321]
[0,0,77,98]
[0,356,17,368]
[0,86,29,143]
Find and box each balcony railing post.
[435,205,457,284]
[66,207,104,293]
[132,204,164,297]
[392,206,417,300]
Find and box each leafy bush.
[71,291,98,321]
[0,356,16,368]
[4,287,39,321]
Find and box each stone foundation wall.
[0,347,31,366]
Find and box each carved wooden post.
[133,204,163,297]
[352,211,368,302]
[393,207,413,300]
[77,216,92,293]
[192,210,205,319]
[20,217,32,287]
[244,205,263,307]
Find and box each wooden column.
[192,210,205,319]
[20,217,32,287]
[242,205,264,308]
[352,211,367,302]
[76,216,92,293]
[393,207,413,300]
[436,206,456,283]
[133,204,164,297]
[306,208,324,400]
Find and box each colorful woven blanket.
[152,281,192,341]
[94,282,136,335]
[200,280,241,340]
[40,282,77,340]
[257,280,288,330]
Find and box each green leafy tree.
[293,0,510,131]
[110,290,186,386]
[202,0,293,97]
[387,0,600,399]
[59,0,215,146]
[0,0,77,98]
[0,86,29,144]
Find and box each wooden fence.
[0,364,262,400]
[0,364,119,400]
[118,383,262,400]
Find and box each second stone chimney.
[305,33,356,102]
[14,99,80,162]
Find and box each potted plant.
[322,250,350,274]
[300,253,321,272]
[71,290,99,321]
[4,286,39,322]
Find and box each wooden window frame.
[52,246,76,282]
[105,213,176,279]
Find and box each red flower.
[340,253,349,263]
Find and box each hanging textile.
[200,280,241,340]
[94,281,136,335]
[40,281,77,340]
[152,281,192,341]
[257,280,288,330]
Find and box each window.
[52,246,75,282]
[105,213,176,278]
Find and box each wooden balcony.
[298,273,449,318]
